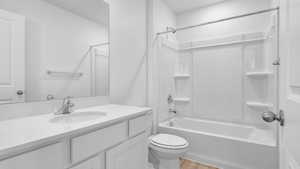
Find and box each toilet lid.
[150,134,188,148]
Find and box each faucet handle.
[167,94,174,104]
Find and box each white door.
[0,10,25,104]
[106,133,148,169]
[278,0,300,168]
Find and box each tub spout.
[168,108,177,114]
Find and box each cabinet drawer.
[71,122,128,163]
[129,115,150,137]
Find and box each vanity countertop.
[0,104,152,158]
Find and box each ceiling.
[43,0,109,25]
[163,0,226,13]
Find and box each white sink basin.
[50,111,107,124]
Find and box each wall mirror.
[0,0,110,104]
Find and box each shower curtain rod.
[90,42,110,48]
[156,7,279,35]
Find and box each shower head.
[166,26,177,34]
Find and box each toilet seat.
[149,134,189,168]
[150,134,188,150]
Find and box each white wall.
[109,0,148,106]
[156,39,178,122]
[176,0,272,42]
[149,0,178,123]
[153,0,177,41]
[0,0,108,102]
[192,44,243,122]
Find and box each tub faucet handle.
[167,94,174,104]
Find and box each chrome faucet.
[167,94,177,114]
[167,94,174,104]
[55,96,74,115]
[168,108,177,114]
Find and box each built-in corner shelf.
[174,97,190,103]
[174,74,190,78]
[245,72,273,77]
[246,102,273,108]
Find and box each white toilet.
[149,134,189,169]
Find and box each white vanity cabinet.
[0,142,67,169]
[106,113,152,169]
[106,132,148,169]
[0,112,152,169]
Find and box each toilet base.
[156,158,181,169]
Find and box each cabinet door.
[106,133,148,169]
[71,122,127,163]
[0,142,67,169]
[71,154,104,169]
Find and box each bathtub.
[158,117,278,169]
